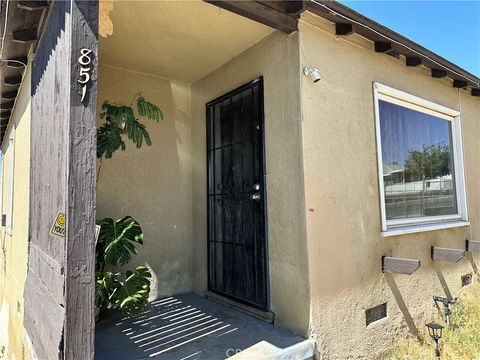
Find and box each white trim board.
[373,82,468,235]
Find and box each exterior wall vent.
[461,273,472,287]
[366,303,387,326]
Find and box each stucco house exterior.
[0,1,479,359]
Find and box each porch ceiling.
[99,1,275,83]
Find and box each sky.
[339,1,480,77]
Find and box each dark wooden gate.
[207,78,268,310]
[23,1,98,359]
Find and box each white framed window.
[373,82,468,236]
[5,126,14,234]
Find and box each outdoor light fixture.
[426,322,444,359]
[303,66,321,83]
[433,296,458,326]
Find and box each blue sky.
[339,1,480,77]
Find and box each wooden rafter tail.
[0,102,15,110]
[453,79,468,88]
[471,88,480,97]
[374,41,391,53]
[431,69,448,78]
[0,111,11,119]
[335,23,353,36]
[381,256,421,275]
[431,246,465,263]
[12,28,38,43]
[18,1,50,11]
[1,90,18,100]
[4,75,23,86]
[406,57,422,67]
[466,240,480,252]
[6,57,28,68]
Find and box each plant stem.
[96,157,103,186]
[130,92,142,108]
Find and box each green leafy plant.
[97,94,163,159]
[95,94,161,318]
[110,266,151,317]
[384,284,480,360]
[95,216,152,318]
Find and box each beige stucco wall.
[97,7,480,353]
[96,64,193,299]
[191,32,310,335]
[0,62,36,359]
[299,12,480,359]
[98,25,311,334]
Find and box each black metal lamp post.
[426,322,444,359]
[433,296,458,326]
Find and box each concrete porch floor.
[95,293,307,360]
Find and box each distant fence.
[384,179,456,218]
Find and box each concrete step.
[229,339,315,360]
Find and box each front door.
[207,77,268,310]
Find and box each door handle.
[251,193,261,201]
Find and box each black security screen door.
[207,77,268,310]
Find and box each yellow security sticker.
[51,213,66,238]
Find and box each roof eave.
[305,0,480,90]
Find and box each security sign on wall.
[51,213,66,238]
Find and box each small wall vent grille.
[462,273,472,287]
[366,303,387,326]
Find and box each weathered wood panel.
[24,270,65,360]
[28,243,64,304]
[382,256,421,275]
[26,2,71,358]
[431,246,465,263]
[24,1,97,359]
[63,1,98,359]
[466,240,480,252]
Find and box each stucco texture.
[191,32,310,335]
[98,0,274,82]
[96,65,193,299]
[0,62,35,359]
[98,1,309,337]
[299,12,480,359]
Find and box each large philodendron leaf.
[97,216,144,266]
[110,266,152,317]
[95,271,120,309]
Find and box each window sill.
[382,221,470,237]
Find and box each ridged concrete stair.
[229,339,315,360]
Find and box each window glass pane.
[379,100,457,220]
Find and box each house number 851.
[78,48,92,102]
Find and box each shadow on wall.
[96,65,193,300]
[433,263,453,300]
[384,273,421,339]
[146,261,192,301]
[468,253,479,282]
